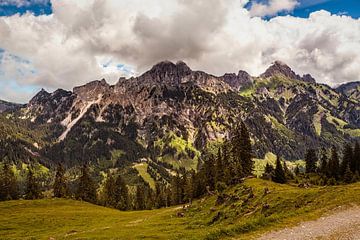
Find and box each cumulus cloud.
[0,0,360,102]
[248,0,299,17]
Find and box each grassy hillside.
[1,179,360,240]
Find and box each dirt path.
[258,206,360,240]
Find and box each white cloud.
[248,0,299,17]
[0,0,360,102]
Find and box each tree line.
[262,142,360,185]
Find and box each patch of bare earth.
[258,206,360,240]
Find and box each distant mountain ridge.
[0,100,23,113]
[3,61,360,169]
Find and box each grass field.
[1,178,360,240]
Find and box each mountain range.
[1,61,360,171]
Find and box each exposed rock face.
[337,81,360,101]
[0,100,22,113]
[15,60,360,168]
[261,61,316,83]
[222,70,252,90]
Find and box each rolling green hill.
[1,178,360,240]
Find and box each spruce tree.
[343,163,353,184]
[25,168,42,200]
[0,163,18,201]
[239,122,253,176]
[114,174,129,210]
[305,148,318,173]
[135,185,145,210]
[272,156,287,184]
[215,148,224,184]
[230,125,244,181]
[155,181,166,208]
[103,173,117,207]
[171,171,182,205]
[221,143,232,185]
[76,164,97,203]
[353,142,360,173]
[53,164,67,198]
[262,163,274,180]
[328,146,340,180]
[341,144,353,176]
[319,148,328,176]
[204,156,215,191]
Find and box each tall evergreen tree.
[305,148,318,173]
[341,144,353,176]
[0,163,18,201]
[343,163,354,184]
[328,146,340,180]
[171,171,182,205]
[155,181,166,208]
[230,125,244,181]
[53,164,67,198]
[204,156,215,191]
[114,174,129,210]
[135,185,146,210]
[353,142,360,173]
[239,122,253,176]
[103,173,117,207]
[319,148,328,176]
[262,163,274,180]
[215,148,224,183]
[25,168,42,200]
[76,164,97,203]
[272,156,287,184]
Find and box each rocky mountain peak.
[261,61,300,80]
[139,60,193,86]
[29,88,51,106]
[261,61,316,83]
[222,70,252,90]
[73,79,110,100]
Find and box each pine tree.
[204,155,215,191]
[103,173,117,207]
[171,171,182,205]
[262,163,274,180]
[76,164,97,203]
[155,181,166,208]
[343,163,354,184]
[239,122,253,176]
[272,156,287,184]
[114,174,129,210]
[25,168,42,200]
[184,171,194,204]
[0,163,18,201]
[305,148,318,173]
[230,125,244,181]
[215,148,224,183]
[283,161,293,180]
[319,148,328,176]
[328,146,340,180]
[353,142,360,173]
[53,164,67,198]
[222,143,232,185]
[135,185,145,210]
[341,144,353,176]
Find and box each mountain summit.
[261,61,316,83]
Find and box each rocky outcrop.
[261,61,316,83]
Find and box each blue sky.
[245,0,360,18]
[0,0,52,16]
